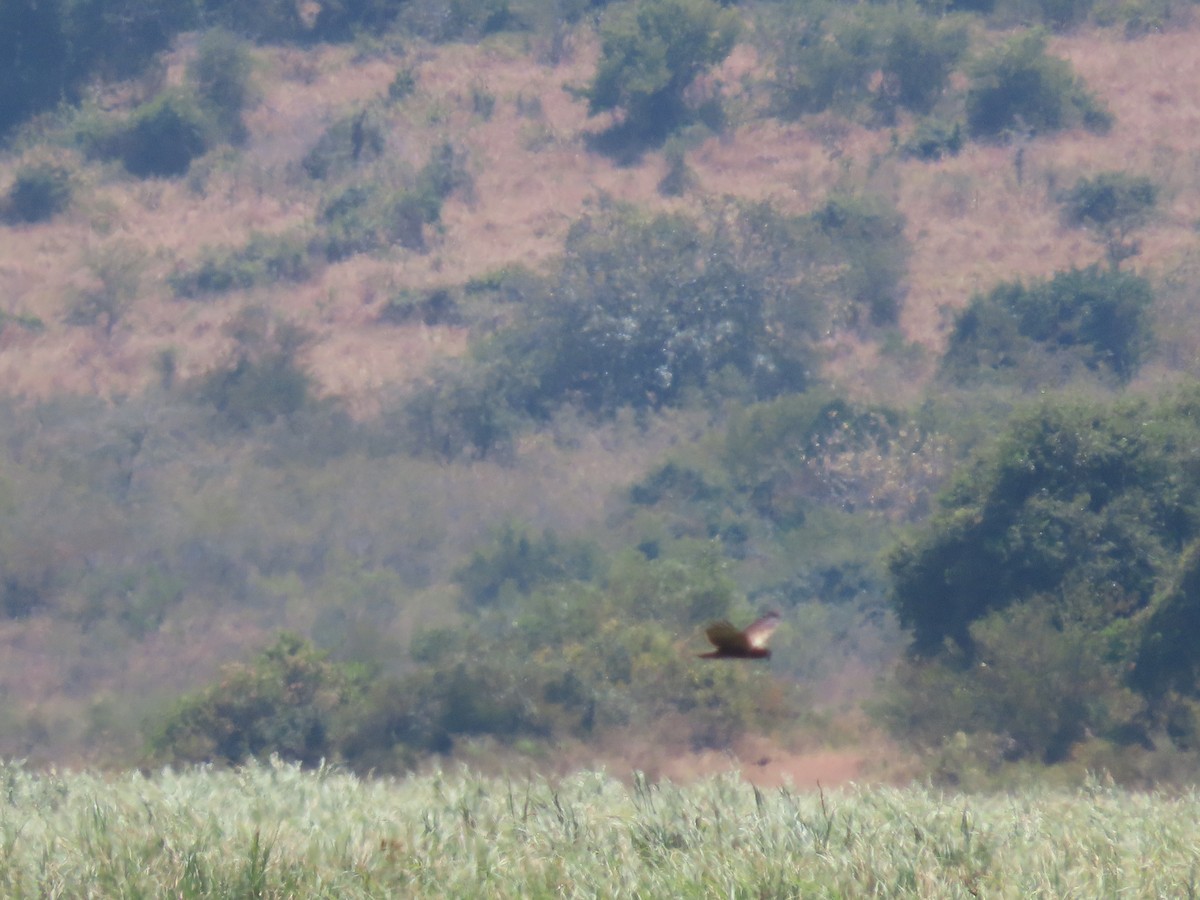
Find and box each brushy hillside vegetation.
[1,760,1199,897]
[3,0,1200,789]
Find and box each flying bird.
[699,611,781,660]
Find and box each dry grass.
[3,23,1200,406]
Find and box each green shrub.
[316,143,470,259]
[586,0,739,144]
[2,163,72,224]
[169,231,314,299]
[197,311,313,428]
[901,120,964,161]
[0,0,72,138]
[377,288,459,325]
[403,197,904,457]
[188,28,254,144]
[454,523,601,608]
[965,31,1111,140]
[302,110,386,180]
[1060,171,1157,267]
[940,265,1153,386]
[812,194,909,327]
[770,7,967,122]
[85,90,213,178]
[148,634,370,767]
[64,240,145,337]
[888,393,1200,657]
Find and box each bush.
[301,110,386,180]
[2,163,72,224]
[85,91,213,178]
[770,8,967,122]
[147,634,370,767]
[0,0,72,138]
[316,143,470,259]
[197,310,313,428]
[404,197,905,457]
[169,231,314,299]
[188,29,254,144]
[586,0,739,144]
[1060,172,1157,267]
[64,240,145,338]
[454,523,601,608]
[965,31,1111,140]
[888,394,1200,657]
[901,120,964,161]
[811,194,909,327]
[940,265,1153,386]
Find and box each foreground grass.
[0,760,1197,897]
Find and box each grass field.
[1,760,1197,897]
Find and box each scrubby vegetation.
[1,0,1200,818]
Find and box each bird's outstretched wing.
[742,611,782,650]
[705,620,751,655]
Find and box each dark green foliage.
[722,393,898,527]
[302,111,386,181]
[0,0,71,138]
[965,31,1111,140]
[200,0,309,41]
[148,634,369,767]
[151,550,794,769]
[586,0,739,143]
[1060,171,1157,267]
[812,194,908,327]
[1134,542,1200,697]
[406,198,909,457]
[316,143,470,259]
[84,91,213,178]
[889,395,1200,658]
[67,0,199,81]
[399,0,517,42]
[198,312,313,429]
[387,68,417,102]
[770,7,967,121]
[901,120,964,161]
[169,232,314,299]
[1062,172,1157,231]
[940,265,1153,386]
[882,599,1142,764]
[188,29,254,144]
[378,288,459,326]
[2,163,72,224]
[882,392,1200,763]
[201,354,310,429]
[454,523,601,607]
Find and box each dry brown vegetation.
[3,25,1199,406]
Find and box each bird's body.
[699,611,781,659]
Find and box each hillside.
[3,24,1198,405]
[2,2,1200,782]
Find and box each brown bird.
[699,611,781,660]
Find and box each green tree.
[889,395,1200,657]
[1134,541,1200,697]
[147,634,369,767]
[2,162,72,224]
[940,265,1153,386]
[965,30,1111,139]
[0,0,71,138]
[586,0,739,142]
[188,29,254,144]
[770,7,967,121]
[1060,172,1157,268]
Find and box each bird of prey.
[699,611,781,660]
